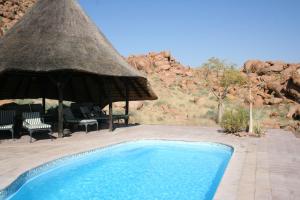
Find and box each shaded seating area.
[0,0,157,140]
[0,110,16,139]
[22,112,52,143]
[0,103,48,142]
[0,101,129,142]
[63,108,98,134]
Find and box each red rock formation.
[127,51,197,90]
[243,60,300,104]
[0,0,36,36]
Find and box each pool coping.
[0,139,237,200]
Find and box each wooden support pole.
[42,97,46,114]
[57,83,64,138]
[109,100,113,131]
[125,86,129,126]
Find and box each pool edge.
[0,139,234,200]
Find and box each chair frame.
[22,112,53,143]
[64,108,98,134]
[0,110,16,140]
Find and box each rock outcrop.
[0,0,36,36]
[127,51,197,89]
[243,60,300,105]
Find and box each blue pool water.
[6,141,232,200]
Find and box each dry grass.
[4,74,296,129]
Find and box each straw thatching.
[0,0,157,108]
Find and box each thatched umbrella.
[0,0,157,137]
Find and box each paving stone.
[0,125,299,199]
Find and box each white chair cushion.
[24,123,51,130]
[0,124,13,130]
[79,119,97,124]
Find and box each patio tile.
[0,125,299,199]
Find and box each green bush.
[203,110,217,121]
[221,108,249,133]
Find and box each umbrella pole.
[57,83,64,138]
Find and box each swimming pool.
[1,140,233,200]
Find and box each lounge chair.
[80,106,95,119]
[63,108,98,133]
[22,112,52,143]
[0,110,16,139]
[92,105,129,124]
[92,106,108,119]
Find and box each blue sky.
[78,0,300,67]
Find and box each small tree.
[243,68,259,134]
[202,57,246,123]
[247,72,254,133]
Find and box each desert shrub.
[221,108,249,133]
[253,122,265,137]
[157,116,164,121]
[208,95,216,101]
[203,110,217,121]
[197,89,209,96]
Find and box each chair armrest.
[23,121,30,126]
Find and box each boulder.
[172,68,185,76]
[286,77,300,102]
[162,51,171,59]
[185,70,193,77]
[243,60,267,73]
[158,64,171,71]
[243,60,285,75]
[243,60,300,104]
[127,56,153,74]
[269,112,279,117]
[281,66,297,82]
[287,104,300,119]
[154,60,169,67]
[265,81,284,98]
[291,69,300,87]
[265,97,283,105]
[253,95,264,107]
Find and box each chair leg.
[49,129,53,141]
[96,122,98,131]
[85,124,88,134]
[29,131,32,143]
[11,129,14,141]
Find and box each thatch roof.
[0,0,157,107]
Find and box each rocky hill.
[0,0,36,36]
[243,60,300,104]
[127,51,198,91]
[126,51,299,131]
[128,52,300,106]
[0,1,299,132]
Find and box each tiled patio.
[0,125,299,200]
